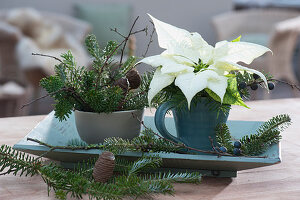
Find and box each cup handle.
[154,102,183,144]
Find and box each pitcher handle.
[154,102,183,144]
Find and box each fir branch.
[27,137,104,151]
[146,171,202,184]
[257,114,291,134]
[0,145,41,177]
[215,124,233,152]
[128,157,162,176]
[240,114,291,155]
[1,146,202,200]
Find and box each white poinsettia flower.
[147,67,176,105]
[175,70,228,108]
[140,14,271,107]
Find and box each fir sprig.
[0,145,41,176]
[128,156,162,176]
[215,124,233,153]
[240,114,291,155]
[65,128,184,155]
[0,146,202,200]
[216,114,291,155]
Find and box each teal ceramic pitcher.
[154,98,230,151]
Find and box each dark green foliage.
[40,76,64,93]
[151,83,184,109]
[0,145,41,177]
[235,70,253,99]
[65,128,184,155]
[39,35,152,121]
[128,156,162,176]
[216,114,291,156]
[240,114,291,155]
[53,99,75,121]
[0,145,201,200]
[235,70,273,99]
[215,124,233,153]
[67,128,184,155]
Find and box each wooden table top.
[1,98,300,200]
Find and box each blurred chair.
[0,79,31,117]
[74,3,136,57]
[212,9,300,88]
[0,8,91,114]
[0,21,31,116]
[0,21,22,83]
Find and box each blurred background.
[0,0,299,117]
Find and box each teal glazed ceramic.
[154,98,230,151]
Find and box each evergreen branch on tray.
[240,114,291,155]
[27,123,270,158]
[27,128,185,156]
[215,123,234,153]
[216,114,291,156]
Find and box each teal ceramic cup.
[154,98,230,151]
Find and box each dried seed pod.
[93,151,115,183]
[126,69,141,89]
[115,78,129,91]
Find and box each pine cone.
[126,69,141,89]
[115,78,129,91]
[93,151,115,183]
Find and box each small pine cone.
[126,69,141,89]
[115,78,129,91]
[93,151,115,183]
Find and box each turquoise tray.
[13,111,281,177]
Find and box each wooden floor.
[1,98,300,199]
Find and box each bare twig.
[271,79,300,91]
[119,16,140,65]
[111,27,147,38]
[32,53,63,63]
[142,21,155,58]
[27,137,103,150]
[130,28,148,35]
[21,93,51,109]
[247,78,300,91]
[95,17,147,90]
[21,86,93,112]
[208,136,219,154]
[110,28,126,38]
